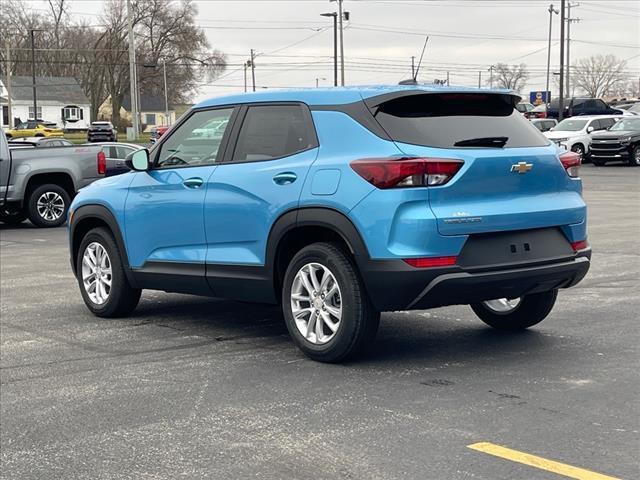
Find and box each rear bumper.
[359,251,591,312]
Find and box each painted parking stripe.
[467,442,620,480]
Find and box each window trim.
[221,101,319,165]
[150,105,240,171]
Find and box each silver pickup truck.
[0,130,105,227]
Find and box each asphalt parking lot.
[1,164,638,480]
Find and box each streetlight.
[546,4,559,110]
[315,77,327,88]
[320,12,338,87]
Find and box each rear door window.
[231,104,317,162]
[372,93,549,148]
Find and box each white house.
[0,76,91,131]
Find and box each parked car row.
[1,129,143,227]
[530,97,637,120]
[540,114,640,166]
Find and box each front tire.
[27,184,71,227]
[629,145,640,167]
[0,207,27,225]
[76,227,141,317]
[470,290,558,331]
[571,143,585,157]
[282,242,379,363]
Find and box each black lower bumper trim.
[359,252,590,312]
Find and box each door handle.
[183,177,204,189]
[273,172,297,185]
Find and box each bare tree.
[0,0,226,128]
[489,63,529,92]
[572,54,627,98]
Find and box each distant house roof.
[123,94,173,112]
[7,76,89,105]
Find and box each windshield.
[609,118,640,131]
[554,119,587,131]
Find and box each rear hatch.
[367,91,585,236]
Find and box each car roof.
[194,85,516,109]
[85,142,141,148]
[9,136,49,142]
[560,115,621,120]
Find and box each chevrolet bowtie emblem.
[510,161,533,174]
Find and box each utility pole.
[565,2,580,98]
[162,59,169,125]
[331,0,346,86]
[320,12,338,86]
[126,0,139,138]
[559,0,566,121]
[250,49,256,92]
[411,56,416,79]
[478,70,481,88]
[5,34,13,128]
[488,65,494,88]
[30,29,37,120]
[446,71,450,86]
[546,4,559,108]
[243,62,248,92]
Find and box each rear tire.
[470,290,558,331]
[76,227,141,317]
[629,146,640,167]
[27,184,71,227]
[282,242,380,363]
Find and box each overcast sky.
[25,0,640,102]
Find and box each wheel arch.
[267,207,370,296]
[70,204,136,285]
[25,171,76,201]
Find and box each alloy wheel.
[290,262,342,344]
[482,297,522,314]
[82,242,112,305]
[36,192,65,222]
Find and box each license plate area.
[457,228,574,270]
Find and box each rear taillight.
[559,151,581,178]
[350,157,464,189]
[403,256,458,268]
[97,150,106,175]
[570,239,588,251]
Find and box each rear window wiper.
[454,136,508,148]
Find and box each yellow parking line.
[467,442,620,480]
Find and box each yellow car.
[6,121,64,139]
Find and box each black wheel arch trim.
[266,206,371,269]
[69,204,137,287]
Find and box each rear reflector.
[351,157,464,189]
[97,150,107,175]
[403,256,458,268]
[559,150,581,178]
[570,240,588,251]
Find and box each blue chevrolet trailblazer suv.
[68,86,591,362]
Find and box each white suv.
[544,115,621,156]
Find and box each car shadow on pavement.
[127,295,556,366]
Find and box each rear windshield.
[372,93,548,149]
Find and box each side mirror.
[125,149,150,171]
[587,126,594,133]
